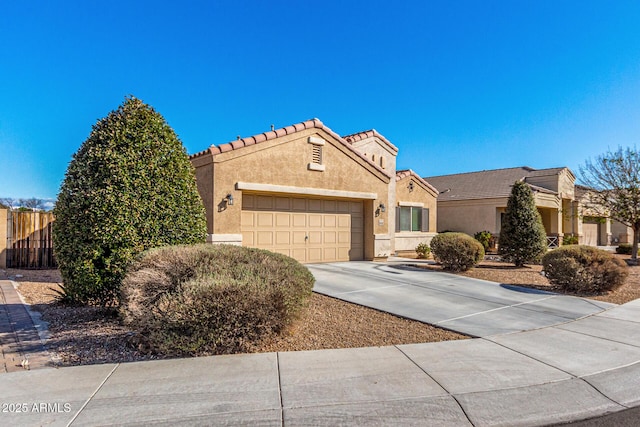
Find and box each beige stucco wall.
[394,175,438,252]
[349,136,398,253]
[437,198,508,236]
[611,220,633,244]
[0,209,7,269]
[191,128,392,260]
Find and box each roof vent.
[270,124,274,131]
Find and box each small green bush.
[430,232,484,272]
[120,244,315,356]
[474,231,494,252]
[616,244,639,255]
[415,242,431,259]
[542,245,628,294]
[562,234,579,245]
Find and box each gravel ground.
[422,253,640,305]
[3,254,637,367]
[1,268,467,367]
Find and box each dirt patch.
[420,254,640,305]
[0,269,467,367]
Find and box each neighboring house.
[424,166,611,248]
[189,119,438,263]
[394,169,438,255]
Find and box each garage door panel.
[338,216,350,228]
[241,211,255,227]
[323,200,336,212]
[308,248,323,262]
[308,199,323,211]
[292,231,307,244]
[242,232,254,246]
[275,213,290,227]
[308,231,322,244]
[241,195,363,263]
[323,248,337,261]
[309,215,322,228]
[257,213,274,227]
[292,214,306,227]
[275,197,291,210]
[257,231,273,245]
[338,231,350,243]
[324,215,336,227]
[275,231,291,245]
[337,201,350,213]
[257,196,274,209]
[324,231,336,244]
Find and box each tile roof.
[343,130,399,154]
[396,169,438,195]
[189,118,391,178]
[423,166,569,201]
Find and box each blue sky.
[1,1,639,200]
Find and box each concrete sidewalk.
[0,268,639,425]
[0,281,52,373]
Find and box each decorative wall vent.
[308,136,325,171]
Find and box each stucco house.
[189,119,437,263]
[424,166,615,248]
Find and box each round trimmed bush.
[120,244,315,356]
[542,245,628,294]
[430,232,484,272]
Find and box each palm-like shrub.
[430,232,484,272]
[542,246,628,294]
[120,244,315,356]
[53,97,206,305]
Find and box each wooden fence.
[4,210,56,269]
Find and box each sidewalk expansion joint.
[66,363,120,426]
[394,345,476,427]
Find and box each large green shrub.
[430,232,484,272]
[542,245,628,294]
[53,97,207,305]
[498,181,548,267]
[120,244,315,356]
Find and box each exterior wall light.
[226,193,234,206]
[379,203,386,212]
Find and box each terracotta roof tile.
[189,118,391,179]
[344,129,399,154]
[218,143,233,153]
[396,169,438,195]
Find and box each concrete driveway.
[308,260,615,337]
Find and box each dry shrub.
[430,232,484,272]
[542,245,628,294]
[120,244,314,356]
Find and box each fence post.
[0,208,7,269]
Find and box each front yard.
[3,253,638,367]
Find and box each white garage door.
[582,222,599,246]
[241,194,364,263]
